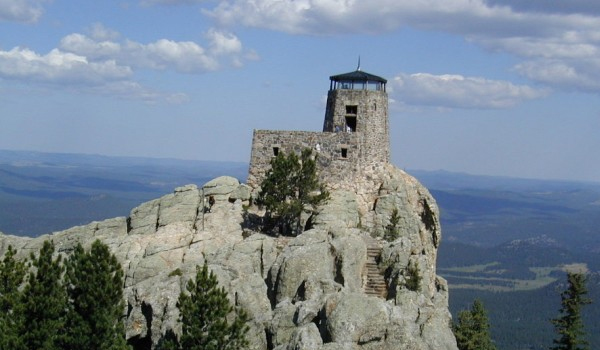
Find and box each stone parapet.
[247,129,362,188]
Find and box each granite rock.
[0,166,457,350]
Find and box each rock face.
[0,167,457,350]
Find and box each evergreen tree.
[384,208,401,241]
[404,261,421,292]
[165,262,249,350]
[19,240,67,350]
[453,299,497,350]
[63,240,129,350]
[0,246,27,350]
[550,272,592,350]
[257,148,329,235]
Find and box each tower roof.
[330,69,387,84]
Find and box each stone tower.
[323,68,389,165]
[248,67,390,188]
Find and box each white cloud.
[0,47,131,84]
[133,39,219,72]
[1,26,253,102]
[60,29,249,73]
[204,0,514,35]
[392,72,547,109]
[485,0,600,16]
[206,29,242,56]
[0,0,45,23]
[89,23,121,41]
[201,0,600,94]
[60,34,122,60]
[0,47,188,103]
[514,59,600,92]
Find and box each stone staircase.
[363,237,387,298]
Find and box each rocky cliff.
[0,164,457,350]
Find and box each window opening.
[345,116,357,132]
[341,148,348,158]
[345,105,357,115]
[273,147,279,156]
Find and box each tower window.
[272,147,279,156]
[345,105,357,115]
[341,148,348,158]
[345,116,356,132]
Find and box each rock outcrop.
[0,166,457,350]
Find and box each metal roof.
[329,69,387,83]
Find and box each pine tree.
[453,299,497,350]
[19,240,67,350]
[550,272,592,350]
[63,240,129,350]
[384,208,401,241]
[257,148,329,235]
[404,261,421,292]
[166,262,249,350]
[0,245,27,350]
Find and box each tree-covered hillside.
[448,273,599,350]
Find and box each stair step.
[361,235,387,298]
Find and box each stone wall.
[247,130,360,188]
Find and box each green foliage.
[19,240,67,350]
[164,262,249,350]
[256,148,329,235]
[453,299,497,350]
[157,330,180,350]
[0,240,129,350]
[384,208,400,241]
[63,240,129,350]
[404,262,421,292]
[169,268,183,277]
[550,272,592,350]
[0,246,27,350]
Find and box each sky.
[1,0,599,183]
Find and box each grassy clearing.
[439,262,500,273]
[441,265,562,292]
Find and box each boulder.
[312,190,360,229]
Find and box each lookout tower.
[323,68,390,165]
[247,66,390,187]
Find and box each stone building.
[247,67,389,188]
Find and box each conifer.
[453,299,497,350]
[550,272,592,350]
[257,148,328,235]
[19,240,67,350]
[63,240,129,349]
[0,246,27,350]
[168,262,249,350]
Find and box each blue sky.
[1,0,599,182]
